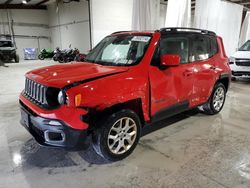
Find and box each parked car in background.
[229,40,250,80]
[0,35,19,63]
[19,28,231,161]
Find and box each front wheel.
[200,83,226,115]
[15,54,19,63]
[92,109,141,161]
[38,54,45,60]
[58,56,64,63]
[53,55,58,61]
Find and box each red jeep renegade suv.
[20,28,231,161]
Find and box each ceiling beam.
[164,0,197,2]
[36,0,49,6]
[224,0,250,9]
[226,0,250,4]
[4,0,13,4]
[0,4,47,9]
[240,2,250,5]
[236,0,250,3]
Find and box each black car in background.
[0,35,19,63]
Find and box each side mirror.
[160,54,181,67]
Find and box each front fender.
[66,69,150,121]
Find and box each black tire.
[53,55,58,61]
[74,55,79,61]
[231,76,236,81]
[38,54,45,60]
[58,56,64,63]
[92,109,141,161]
[14,54,19,63]
[201,83,226,115]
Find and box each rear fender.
[207,73,230,100]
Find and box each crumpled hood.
[231,50,250,59]
[26,62,129,88]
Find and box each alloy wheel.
[107,117,137,155]
[213,86,225,111]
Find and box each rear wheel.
[200,83,226,115]
[14,54,19,63]
[92,109,141,161]
[231,76,236,81]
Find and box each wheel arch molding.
[81,98,146,130]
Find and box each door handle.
[183,70,193,77]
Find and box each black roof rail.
[112,31,138,34]
[159,27,216,35]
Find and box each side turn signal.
[75,94,82,107]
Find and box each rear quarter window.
[209,36,218,56]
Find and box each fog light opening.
[44,130,65,142]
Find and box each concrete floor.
[1,60,250,188]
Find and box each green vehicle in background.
[38,49,54,60]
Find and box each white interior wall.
[132,0,160,30]
[159,3,167,28]
[90,0,133,46]
[165,0,191,27]
[239,11,250,46]
[48,1,91,53]
[194,0,243,56]
[0,9,50,59]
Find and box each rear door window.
[190,34,218,62]
[190,35,210,61]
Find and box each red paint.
[25,62,129,88]
[19,94,89,130]
[19,31,231,130]
[160,54,181,66]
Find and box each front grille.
[235,59,250,66]
[24,78,47,105]
[0,50,14,55]
[232,71,250,76]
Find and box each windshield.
[239,40,250,51]
[85,35,151,66]
[0,41,13,47]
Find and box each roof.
[111,28,216,36]
[111,31,155,36]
